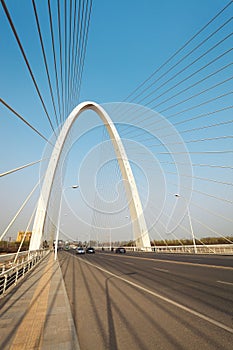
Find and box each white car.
[76,247,85,254]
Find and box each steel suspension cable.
[122,90,233,141]
[0,98,51,144]
[72,0,93,105]
[136,32,233,115]
[69,0,78,111]
[14,205,37,262]
[153,119,233,142]
[72,0,86,104]
[134,21,233,105]
[48,0,62,126]
[173,105,233,127]
[0,180,40,241]
[131,65,231,121]
[191,201,233,223]
[147,194,229,245]
[155,66,233,113]
[167,194,232,244]
[167,181,233,203]
[166,91,233,119]
[136,157,232,184]
[70,0,82,109]
[32,0,59,129]
[57,0,65,123]
[159,161,233,170]
[64,0,68,117]
[115,15,232,129]
[122,1,233,103]
[0,0,56,136]
[67,0,73,112]
[155,150,232,154]
[120,105,233,141]
[191,216,233,243]
[162,171,233,186]
[131,91,233,142]
[144,201,188,245]
[127,117,233,147]
[75,0,93,103]
[0,158,47,178]
[129,154,233,170]
[149,46,233,110]
[118,47,232,133]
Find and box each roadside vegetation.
[124,237,233,247]
[0,241,29,253]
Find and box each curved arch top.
[29,101,151,251]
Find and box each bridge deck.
[0,252,79,350]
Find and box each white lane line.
[77,256,233,335]
[217,280,233,286]
[124,262,134,265]
[120,255,233,270]
[153,267,169,273]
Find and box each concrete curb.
[41,255,81,350]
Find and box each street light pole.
[109,228,111,251]
[174,194,197,254]
[54,185,79,260]
[54,194,62,261]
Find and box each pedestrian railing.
[0,249,50,297]
[122,244,233,254]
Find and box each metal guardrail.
[155,244,233,254]
[0,250,30,267]
[98,244,233,254]
[0,249,50,297]
[121,244,233,254]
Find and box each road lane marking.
[76,256,233,335]
[113,254,233,270]
[124,262,134,265]
[153,267,169,273]
[217,280,233,286]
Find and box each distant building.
[16,231,32,243]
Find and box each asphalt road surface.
[58,250,233,350]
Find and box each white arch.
[29,101,151,251]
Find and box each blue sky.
[0,0,232,244]
[81,0,228,102]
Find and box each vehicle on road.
[76,247,85,254]
[115,247,126,254]
[86,247,95,254]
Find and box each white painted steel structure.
[29,101,151,251]
[0,250,49,296]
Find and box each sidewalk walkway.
[0,252,80,350]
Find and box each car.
[86,247,95,254]
[115,247,126,254]
[76,247,85,254]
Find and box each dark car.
[115,247,126,254]
[76,247,85,254]
[86,247,95,254]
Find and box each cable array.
[0,0,93,138]
[113,1,233,243]
[0,0,56,135]
[122,1,233,104]
[0,0,93,243]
